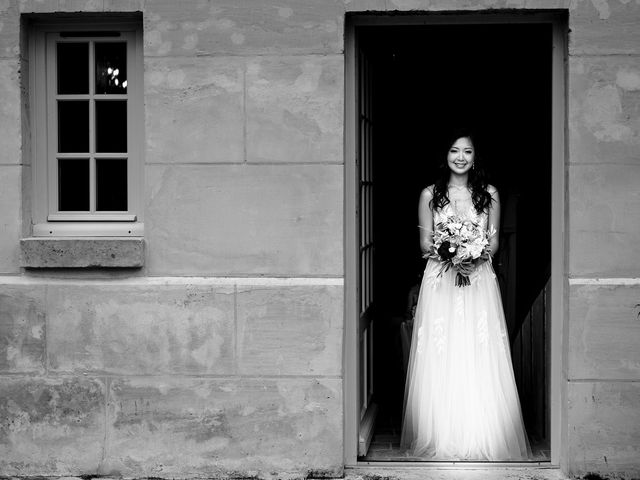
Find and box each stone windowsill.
[20,237,145,268]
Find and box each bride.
[400,129,531,461]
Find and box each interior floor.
[364,425,550,462]
[362,402,551,461]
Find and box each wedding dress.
[400,193,531,461]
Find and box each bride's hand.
[473,250,492,268]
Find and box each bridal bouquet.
[426,215,495,287]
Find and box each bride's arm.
[487,185,500,255]
[418,187,434,256]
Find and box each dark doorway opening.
[360,22,552,461]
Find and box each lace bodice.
[434,202,488,230]
[433,188,488,230]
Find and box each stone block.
[20,238,145,268]
[18,0,59,13]
[144,0,343,56]
[0,285,45,373]
[0,166,21,274]
[103,0,144,11]
[236,285,343,376]
[0,376,106,476]
[0,60,21,163]
[246,55,343,164]
[568,381,640,478]
[569,284,640,380]
[145,56,244,164]
[569,0,640,55]
[56,0,104,12]
[568,164,640,277]
[19,1,143,12]
[570,231,640,279]
[104,376,343,478]
[385,0,485,10]
[0,3,19,58]
[145,164,343,276]
[47,284,235,375]
[384,0,569,10]
[345,0,387,12]
[569,56,640,165]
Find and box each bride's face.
[447,137,475,175]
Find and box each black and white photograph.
[0,2,638,480]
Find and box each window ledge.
[20,237,145,268]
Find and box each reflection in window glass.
[58,101,89,153]
[96,159,127,211]
[58,159,90,211]
[95,42,127,94]
[57,42,89,94]
[96,101,127,153]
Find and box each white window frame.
[29,18,144,237]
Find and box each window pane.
[57,42,89,94]
[95,42,127,94]
[96,159,127,211]
[58,101,89,153]
[95,101,127,153]
[58,159,89,211]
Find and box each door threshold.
[346,463,566,480]
[350,460,556,468]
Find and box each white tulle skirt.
[400,258,532,461]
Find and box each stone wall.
[0,0,639,478]
[1,0,344,478]
[566,0,640,478]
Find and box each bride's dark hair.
[431,127,493,214]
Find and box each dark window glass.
[95,100,127,153]
[58,101,89,153]
[58,159,89,211]
[95,42,127,94]
[96,159,127,211]
[57,42,89,94]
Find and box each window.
[28,18,143,236]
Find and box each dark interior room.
[358,22,553,461]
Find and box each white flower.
[467,242,484,259]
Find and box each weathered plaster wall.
[2,0,344,478]
[567,1,640,478]
[1,278,344,478]
[1,0,639,478]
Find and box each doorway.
[344,12,567,465]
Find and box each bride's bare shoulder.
[421,185,435,201]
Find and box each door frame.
[343,11,568,467]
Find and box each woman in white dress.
[400,129,531,461]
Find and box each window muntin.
[46,32,134,220]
